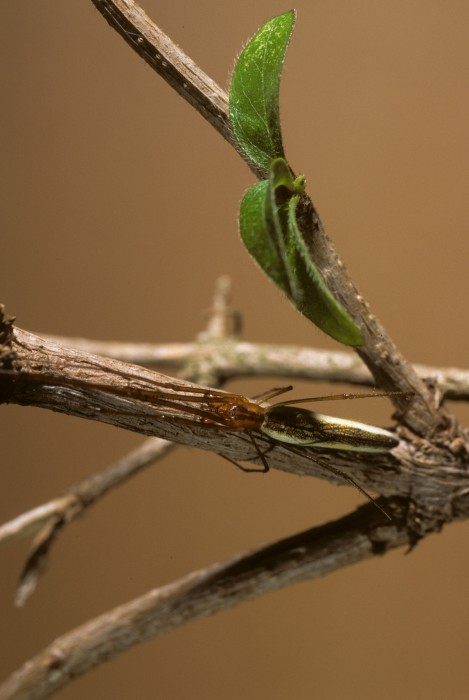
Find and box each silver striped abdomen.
[261,405,399,452]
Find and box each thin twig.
[89,0,258,171]
[0,439,174,550]
[1,438,175,605]
[0,502,410,700]
[37,333,469,402]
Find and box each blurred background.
[1,2,469,698]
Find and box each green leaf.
[229,11,295,174]
[239,159,364,346]
[286,196,364,345]
[239,180,290,294]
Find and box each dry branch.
[1,438,176,606]
[2,2,469,699]
[0,322,414,493]
[38,333,469,402]
[0,503,410,700]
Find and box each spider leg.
[219,454,267,473]
[217,432,270,474]
[281,443,392,520]
[250,386,293,403]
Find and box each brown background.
[1,2,469,698]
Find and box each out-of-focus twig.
[0,502,410,700]
[37,333,469,402]
[1,439,175,606]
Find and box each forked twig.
[1,438,175,606]
[89,0,442,437]
[2,3,469,699]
